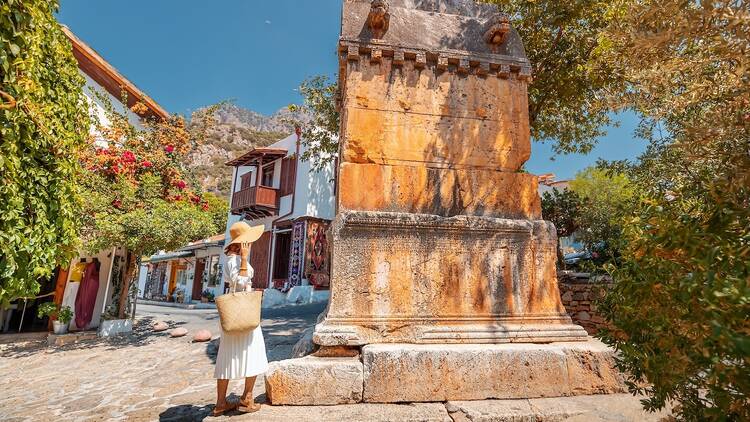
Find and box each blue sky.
[57,0,645,180]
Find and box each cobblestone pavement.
[0,302,669,422]
[0,302,325,421]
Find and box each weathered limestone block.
[265,356,364,405]
[565,340,625,395]
[361,340,626,403]
[314,211,588,346]
[340,60,530,171]
[338,163,541,219]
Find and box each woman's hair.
[225,243,240,255]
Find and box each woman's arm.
[224,256,242,292]
[239,242,251,277]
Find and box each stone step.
[265,339,625,405]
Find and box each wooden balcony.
[231,186,278,219]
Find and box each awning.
[144,250,194,263]
[225,147,287,167]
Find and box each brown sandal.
[238,398,261,413]
[211,402,237,417]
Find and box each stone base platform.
[265,339,626,405]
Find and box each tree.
[569,166,636,262]
[595,1,750,419]
[80,95,221,318]
[485,0,622,154]
[202,191,230,233]
[287,76,339,171]
[0,0,90,308]
[291,1,623,167]
[540,188,583,264]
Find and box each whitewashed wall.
[81,72,145,146]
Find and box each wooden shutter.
[240,171,254,189]
[279,156,297,196]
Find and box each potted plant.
[38,303,73,335]
[201,289,215,303]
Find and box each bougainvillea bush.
[80,94,222,317]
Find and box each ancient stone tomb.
[266,0,624,404]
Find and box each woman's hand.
[240,242,251,258]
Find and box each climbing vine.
[0,0,91,308]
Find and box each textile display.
[304,220,330,288]
[287,220,306,288]
[74,261,100,329]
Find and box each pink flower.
[142,160,153,168]
[173,194,183,201]
[121,150,136,163]
[175,180,187,190]
[111,199,122,209]
[165,145,175,153]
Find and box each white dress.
[214,255,269,379]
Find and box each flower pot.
[52,320,68,335]
[201,297,208,303]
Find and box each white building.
[56,27,169,331]
[222,128,335,306]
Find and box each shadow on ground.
[0,316,187,359]
[159,393,266,421]
[203,302,326,364]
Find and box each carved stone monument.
[265,0,624,405]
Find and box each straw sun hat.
[224,222,264,252]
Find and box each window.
[261,164,274,187]
[205,255,221,287]
[240,171,254,190]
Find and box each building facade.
[223,129,335,302]
[139,235,224,304]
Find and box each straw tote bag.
[216,280,262,333]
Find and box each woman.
[213,222,268,416]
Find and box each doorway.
[272,231,291,288]
[192,258,205,301]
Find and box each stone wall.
[558,273,611,335]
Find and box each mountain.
[188,103,309,197]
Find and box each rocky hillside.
[189,103,308,196]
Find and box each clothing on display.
[74,260,100,329]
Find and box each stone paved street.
[0,302,669,422]
[0,302,324,421]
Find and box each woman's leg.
[216,379,229,407]
[241,376,257,403]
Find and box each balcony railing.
[231,186,278,219]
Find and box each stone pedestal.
[314,212,587,346]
